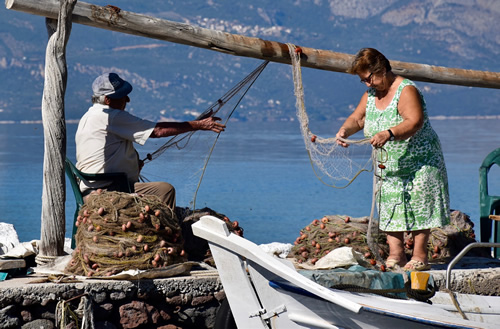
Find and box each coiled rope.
[332,280,436,304]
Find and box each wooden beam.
[38,0,76,259]
[6,0,500,89]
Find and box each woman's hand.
[370,130,391,148]
[336,127,350,147]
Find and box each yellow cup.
[411,272,430,290]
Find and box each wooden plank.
[0,259,26,271]
[6,0,500,89]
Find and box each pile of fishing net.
[289,215,389,267]
[421,209,488,262]
[176,206,244,267]
[65,191,243,276]
[289,210,485,269]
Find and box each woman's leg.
[409,229,430,264]
[386,231,407,266]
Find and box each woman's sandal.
[385,258,406,270]
[403,259,431,271]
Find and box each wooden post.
[6,0,500,89]
[37,0,76,262]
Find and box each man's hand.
[195,113,226,133]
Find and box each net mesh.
[288,210,483,269]
[286,44,388,262]
[65,191,186,276]
[287,43,374,188]
[65,191,245,276]
[138,61,269,209]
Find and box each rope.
[35,254,58,266]
[142,60,269,164]
[332,280,435,304]
[56,299,80,329]
[191,60,269,209]
[442,288,468,320]
[55,293,95,329]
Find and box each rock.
[0,223,20,255]
[0,305,20,329]
[20,310,32,322]
[119,301,149,328]
[21,319,54,329]
[191,295,214,306]
[94,321,117,329]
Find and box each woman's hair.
[348,48,392,75]
[92,95,107,104]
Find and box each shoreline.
[1,115,500,125]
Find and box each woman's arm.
[370,85,424,147]
[336,92,368,147]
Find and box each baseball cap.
[92,73,133,99]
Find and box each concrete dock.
[0,256,499,329]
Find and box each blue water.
[1,119,500,245]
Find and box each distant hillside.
[1,0,499,123]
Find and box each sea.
[1,118,500,245]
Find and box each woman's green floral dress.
[364,79,450,232]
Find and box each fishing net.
[65,191,186,276]
[286,43,374,189]
[286,44,485,269]
[289,210,483,270]
[65,191,244,276]
[137,60,269,210]
[289,215,388,268]
[422,210,488,262]
[287,43,386,261]
[175,206,244,267]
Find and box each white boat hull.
[192,215,500,329]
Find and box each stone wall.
[0,274,224,329]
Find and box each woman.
[336,48,450,271]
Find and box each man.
[75,72,225,210]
